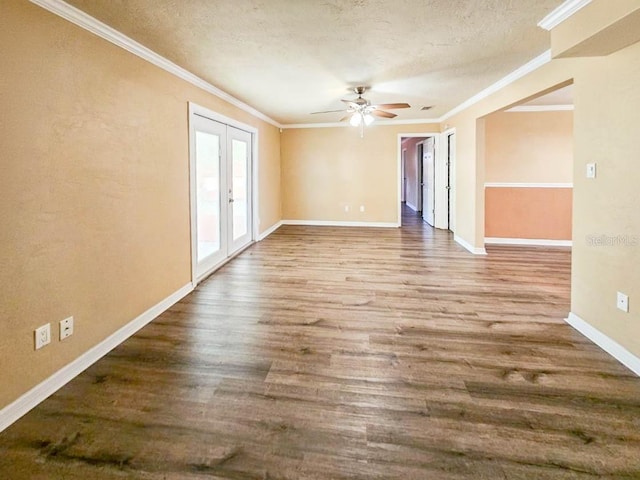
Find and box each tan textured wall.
[571,40,640,355]
[281,124,438,224]
[552,0,640,57]
[485,111,573,183]
[485,188,573,240]
[0,1,280,408]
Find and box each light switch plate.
[617,292,629,313]
[586,163,597,179]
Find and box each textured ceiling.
[65,0,563,124]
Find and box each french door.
[190,113,253,283]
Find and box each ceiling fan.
[311,86,411,136]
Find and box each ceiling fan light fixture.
[363,113,375,126]
[349,113,362,127]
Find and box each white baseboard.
[454,235,487,255]
[566,312,640,377]
[283,220,399,228]
[257,220,283,241]
[485,237,572,247]
[405,202,418,212]
[0,282,194,432]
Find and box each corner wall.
[0,1,281,409]
[571,40,640,356]
[445,0,640,362]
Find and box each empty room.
[1,0,640,478]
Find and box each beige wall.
[281,124,438,224]
[485,111,573,183]
[0,1,280,408]
[553,0,640,58]
[571,39,640,355]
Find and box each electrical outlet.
[360,205,365,212]
[344,205,349,212]
[617,292,629,313]
[586,163,597,179]
[59,316,74,340]
[35,324,51,350]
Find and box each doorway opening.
[483,83,574,248]
[398,134,438,227]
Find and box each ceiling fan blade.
[339,115,352,122]
[310,109,346,115]
[373,103,411,110]
[341,99,360,108]
[371,110,397,119]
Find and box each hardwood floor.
[2,206,640,479]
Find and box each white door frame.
[401,148,407,203]
[397,133,446,228]
[442,128,456,232]
[416,140,424,213]
[188,102,259,287]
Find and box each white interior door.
[423,137,435,226]
[190,115,253,283]
[227,126,252,255]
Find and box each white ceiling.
[65,0,564,125]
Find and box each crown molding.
[440,50,552,122]
[538,0,592,31]
[29,0,282,128]
[506,104,574,112]
[31,0,560,132]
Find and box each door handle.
[229,198,234,203]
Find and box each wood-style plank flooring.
[2,206,640,479]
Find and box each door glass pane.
[231,139,248,240]
[196,131,220,261]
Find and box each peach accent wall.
[0,1,281,409]
[485,187,573,240]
